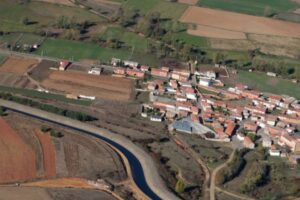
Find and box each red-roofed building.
[151,68,169,78]
[243,136,255,149]
[241,90,261,99]
[113,67,126,75]
[126,69,145,78]
[244,121,258,133]
[59,60,70,71]
[225,121,236,136]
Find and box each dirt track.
[0,118,36,183]
[180,6,300,39]
[42,71,134,101]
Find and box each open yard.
[0,56,38,75]
[180,7,300,39]
[41,71,134,101]
[197,0,298,16]
[0,117,36,183]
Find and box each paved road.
[0,99,180,200]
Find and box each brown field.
[178,0,198,5]
[188,25,247,39]
[0,56,38,75]
[42,71,134,101]
[0,117,36,183]
[35,130,56,178]
[34,0,75,6]
[180,7,300,39]
[0,72,37,89]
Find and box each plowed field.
[42,71,134,101]
[180,6,300,39]
[0,117,36,183]
[0,56,38,75]
[35,130,56,178]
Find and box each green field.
[0,85,91,106]
[237,70,300,99]
[0,0,103,33]
[198,0,298,16]
[0,33,44,46]
[100,26,148,52]
[163,31,210,48]
[35,38,160,65]
[123,0,187,20]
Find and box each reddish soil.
[0,56,38,75]
[42,71,134,101]
[35,129,56,178]
[0,117,36,183]
[180,6,300,39]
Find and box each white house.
[269,149,281,157]
[262,137,272,148]
[88,67,101,75]
[199,78,212,87]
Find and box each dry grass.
[33,0,75,6]
[180,6,300,39]
[24,178,94,188]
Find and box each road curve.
[0,99,180,200]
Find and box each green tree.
[175,179,185,194]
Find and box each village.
[102,58,300,166]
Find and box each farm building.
[59,60,70,71]
[88,67,101,75]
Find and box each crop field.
[42,71,134,101]
[198,0,298,16]
[0,117,36,183]
[0,56,38,75]
[35,129,56,178]
[180,7,300,39]
[123,0,187,20]
[163,31,210,48]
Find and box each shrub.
[175,179,185,194]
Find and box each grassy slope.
[123,0,187,20]
[0,85,91,106]
[237,70,300,98]
[100,26,148,52]
[0,1,102,32]
[198,0,298,16]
